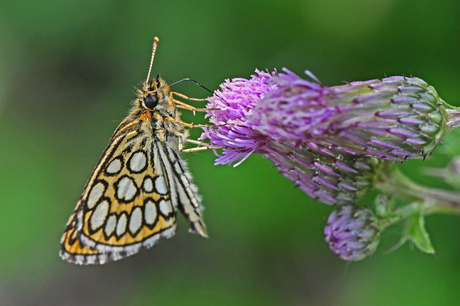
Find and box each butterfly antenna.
[169,78,213,94]
[146,37,160,82]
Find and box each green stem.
[375,161,460,215]
[446,109,460,130]
[378,202,422,229]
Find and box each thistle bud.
[324,205,380,261]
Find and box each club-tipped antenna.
[146,37,160,82]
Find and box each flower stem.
[446,109,460,130]
[378,202,423,229]
[375,161,460,215]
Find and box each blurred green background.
[1,0,460,305]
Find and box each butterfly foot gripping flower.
[324,205,380,261]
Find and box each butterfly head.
[139,74,171,111]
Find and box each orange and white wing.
[60,126,205,265]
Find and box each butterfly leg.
[171,92,221,114]
[172,91,207,102]
[164,117,210,128]
[181,139,225,153]
[173,99,208,114]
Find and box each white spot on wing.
[76,211,83,230]
[117,177,137,201]
[155,176,168,194]
[173,161,182,173]
[87,182,105,209]
[144,200,157,225]
[105,214,117,237]
[129,207,143,235]
[143,177,153,193]
[129,151,147,172]
[116,214,127,236]
[90,200,109,231]
[106,158,122,174]
[159,199,173,216]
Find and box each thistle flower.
[202,70,381,205]
[204,69,460,167]
[324,205,380,261]
[263,141,381,205]
[201,69,278,166]
[202,69,460,259]
[250,69,459,161]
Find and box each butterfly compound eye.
[144,94,158,109]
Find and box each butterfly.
[60,37,208,265]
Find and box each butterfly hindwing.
[158,143,207,236]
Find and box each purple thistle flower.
[324,205,380,261]
[201,68,460,204]
[202,70,382,205]
[250,69,456,161]
[203,69,459,167]
[200,69,278,166]
[263,141,381,205]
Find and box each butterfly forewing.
[60,77,206,265]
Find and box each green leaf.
[405,210,436,255]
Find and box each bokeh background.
[1,0,460,305]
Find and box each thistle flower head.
[202,69,382,205]
[204,68,455,166]
[324,205,380,261]
[250,69,452,160]
[264,141,381,205]
[201,70,278,166]
[201,68,456,205]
